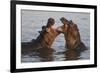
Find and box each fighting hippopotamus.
[60,17,87,51]
[22,18,67,53]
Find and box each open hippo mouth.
[60,17,87,51]
[22,18,64,54]
[54,17,69,34]
[60,17,70,26]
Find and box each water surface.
[21,10,90,62]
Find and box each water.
[21,10,90,62]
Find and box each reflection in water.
[36,48,54,62]
[21,47,88,62]
[21,48,54,62]
[64,49,85,60]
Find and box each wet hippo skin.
[60,17,87,51]
[21,18,67,54]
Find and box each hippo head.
[60,17,81,49]
[60,17,79,33]
[57,17,69,33]
[42,17,69,34]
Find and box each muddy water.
[21,10,90,62]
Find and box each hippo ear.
[46,28,50,32]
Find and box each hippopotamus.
[21,18,67,54]
[60,17,87,51]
